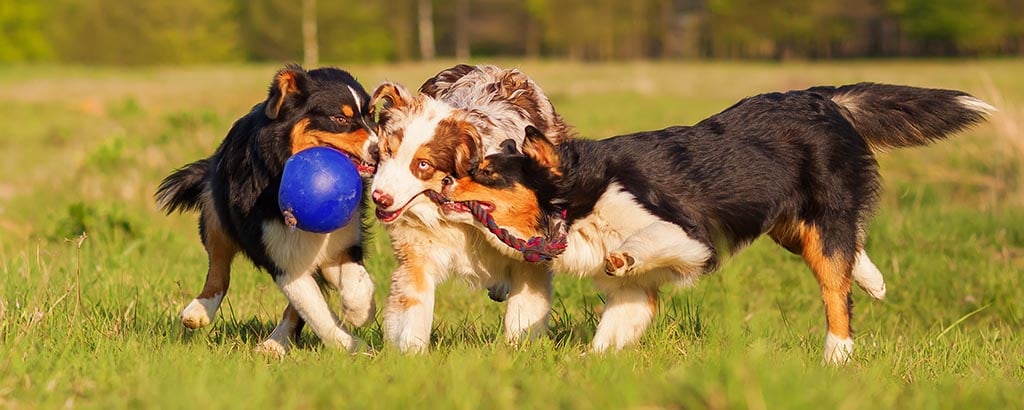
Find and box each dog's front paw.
[341,296,376,328]
[180,297,220,329]
[604,252,637,276]
[255,337,291,358]
[338,265,377,327]
[339,286,376,327]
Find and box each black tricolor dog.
[155,64,379,355]
[441,83,993,363]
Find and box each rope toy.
[424,190,568,262]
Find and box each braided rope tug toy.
[424,190,568,262]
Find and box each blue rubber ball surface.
[278,147,362,233]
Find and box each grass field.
[1,60,1023,409]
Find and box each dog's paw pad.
[604,252,636,276]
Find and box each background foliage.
[2,0,1023,65]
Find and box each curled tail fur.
[155,159,209,214]
[814,82,995,150]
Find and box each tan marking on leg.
[198,207,237,299]
[799,223,853,339]
[768,217,804,255]
[382,249,438,352]
[282,303,304,340]
[398,295,421,309]
[393,243,429,292]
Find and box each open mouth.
[374,191,427,223]
[440,199,495,215]
[352,158,376,176]
[423,190,496,216]
[320,145,376,176]
[343,154,376,176]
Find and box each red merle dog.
[367,65,571,352]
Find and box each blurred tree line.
[1,0,1021,65]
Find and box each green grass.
[2,60,1023,409]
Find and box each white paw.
[342,299,376,328]
[590,331,634,353]
[387,323,429,354]
[590,341,614,353]
[853,251,887,300]
[857,280,887,300]
[396,336,429,354]
[338,266,377,327]
[823,333,853,365]
[255,337,290,358]
[340,285,376,328]
[180,295,222,329]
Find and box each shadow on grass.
[173,317,324,351]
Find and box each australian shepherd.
[439,83,993,363]
[155,65,378,355]
[367,65,572,352]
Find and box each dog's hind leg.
[591,283,658,352]
[852,249,886,299]
[255,303,305,357]
[774,222,886,300]
[795,220,857,365]
[181,208,237,329]
[503,264,552,344]
[604,221,711,278]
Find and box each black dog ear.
[498,139,519,155]
[265,64,309,120]
[522,126,560,174]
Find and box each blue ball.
[278,147,362,233]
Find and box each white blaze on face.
[371,100,453,214]
[347,85,363,113]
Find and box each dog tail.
[819,82,995,150]
[155,159,209,214]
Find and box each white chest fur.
[261,219,361,276]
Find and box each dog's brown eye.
[442,175,454,186]
[331,115,352,124]
[417,160,431,171]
